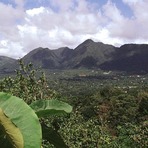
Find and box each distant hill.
[1,40,148,73]
[22,47,60,69]
[22,47,74,69]
[100,44,148,73]
[21,39,117,69]
[0,56,16,73]
[69,39,116,68]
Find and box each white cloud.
[26,7,45,16]
[122,0,140,5]
[0,39,25,58]
[101,0,148,42]
[0,40,8,47]
[0,3,23,27]
[122,0,148,39]
[0,0,148,58]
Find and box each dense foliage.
[0,92,42,148]
[0,60,147,147]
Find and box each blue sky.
[112,0,133,17]
[0,0,148,58]
[0,0,133,17]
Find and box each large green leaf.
[0,92,42,148]
[30,99,72,118]
[0,108,23,148]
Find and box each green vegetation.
[0,60,72,147]
[0,92,42,148]
[0,92,72,148]
[0,60,147,147]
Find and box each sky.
[0,0,148,59]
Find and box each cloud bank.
[0,0,148,58]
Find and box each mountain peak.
[75,39,95,50]
[1,40,148,73]
[83,39,94,44]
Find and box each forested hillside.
[0,61,147,147]
[1,40,148,73]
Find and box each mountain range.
[1,39,148,74]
